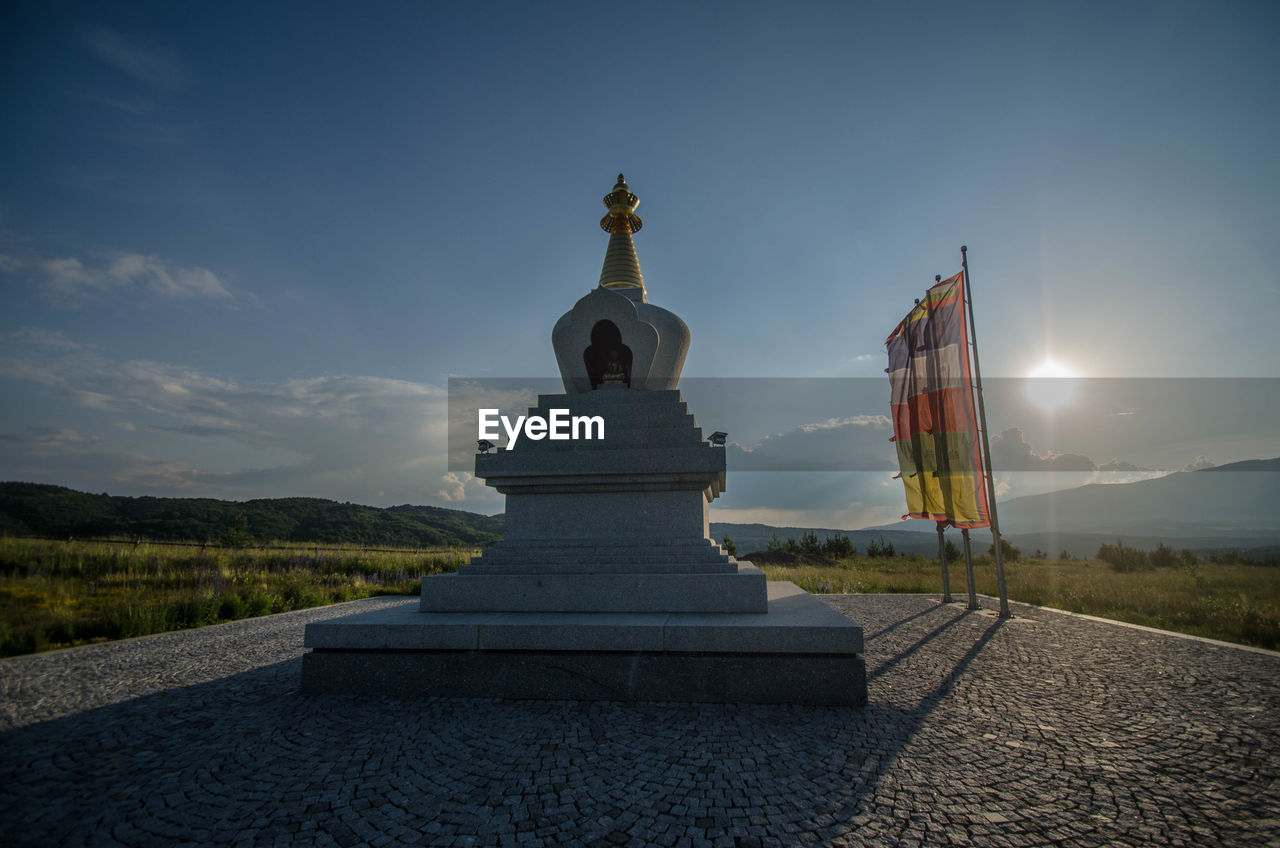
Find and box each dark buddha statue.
[584,319,632,389]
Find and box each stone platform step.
[469,550,732,564]
[481,538,728,551]
[463,549,734,573]
[473,546,731,561]
[465,541,735,572]
[301,582,866,705]
[420,563,768,614]
[459,560,737,576]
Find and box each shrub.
[217,513,254,548]
[866,538,896,558]
[941,538,961,561]
[1097,541,1150,572]
[1149,543,1177,570]
[218,593,246,620]
[823,533,855,559]
[988,537,1021,562]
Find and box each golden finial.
[597,173,646,299]
[600,173,643,234]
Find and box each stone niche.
[552,287,689,393]
[300,176,867,706]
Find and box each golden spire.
[597,173,646,301]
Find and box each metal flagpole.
[937,522,952,603]
[961,245,1011,618]
[929,274,954,606]
[962,528,978,610]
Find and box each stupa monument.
[302,175,867,705]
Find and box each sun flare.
[1026,359,1079,412]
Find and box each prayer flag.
[885,272,991,528]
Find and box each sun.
[1025,359,1079,412]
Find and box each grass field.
[2,538,1277,657]
[0,537,473,657]
[758,555,1280,651]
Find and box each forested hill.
[0,483,504,547]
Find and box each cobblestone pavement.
[2,594,1278,847]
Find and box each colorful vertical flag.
[885,272,991,528]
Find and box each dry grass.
[0,537,474,656]
[757,555,1280,650]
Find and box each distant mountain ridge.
[994,457,1280,537]
[864,456,1280,555]
[0,482,503,547]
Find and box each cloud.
[0,328,96,386]
[67,389,119,411]
[0,330,469,505]
[1096,458,1151,472]
[0,427,104,456]
[989,427,1096,471]
[108,253,230,299]
[108,454,201,489]
[1183,455,1215,471]
[727,415,895,471]
[710,504,903,532]
[1,327,88,351]
[33,251,234,306]
[709,470,911,530]
[84,29,188,92]
[437,472,488,503]
[0,438,201,491]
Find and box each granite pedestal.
[302,581,866,705]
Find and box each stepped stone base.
[419,562,767,613]
[462,539,736,575]
[302,582,867,705]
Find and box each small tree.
[988,537,1021,562]
[866,537,896,558]
[1058,549,1072,561]
[1149,542,1176,569]
[1097,541,1148,572]
[766,533,782,553]
[823,533,855,560]
[218,513,253,548]
[721,535,738,557]
[943,538,961,561]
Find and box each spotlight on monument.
[708,431,727,447]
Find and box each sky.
[1,0,1278,529]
